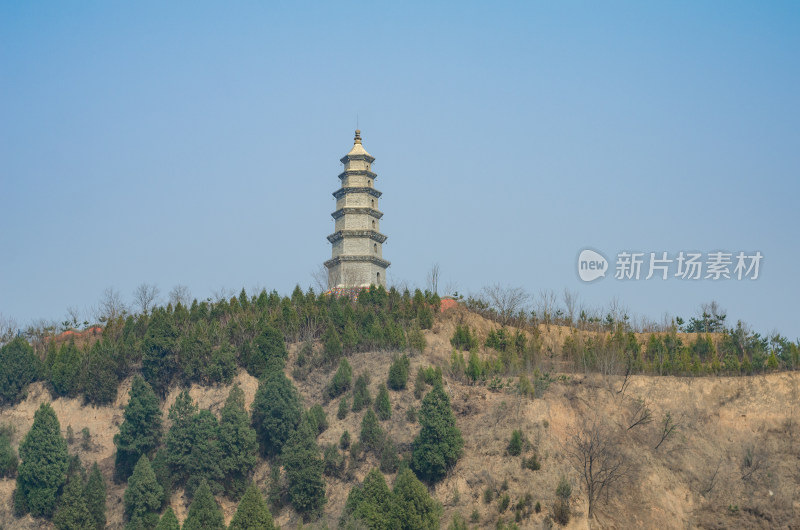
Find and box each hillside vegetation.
[1,286,798,529]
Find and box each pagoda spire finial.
[354,129,362,145]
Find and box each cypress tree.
[387,355,410,390]
[359,409,385,454]
[305,404,328,436]
[281,418,326,518]
[390,467,442,529]
[374,384,391,420]
[251,370,302,458]
[0,431,18,478]
[322,325,343,365]
[15,403,69,517]
[326,358,352,399]
[182,480,225,530]
[154,507,180,530]
[52,472,94,530]
[184,409,224,497]
[114,376,162,481]
[337,396,349,420]
[50,340,82,397]
[219,384,258,499]
[411,382,463,483]
[84,462,107,530]
[0,336,41,404]
[123,455,163,528]
[341,468,392,529]
[82,340,119,405]
[351,372,371,412]
[229,483,276,530]
[141,308,178,398]
[245,326,287,379]
[164,390,197,483]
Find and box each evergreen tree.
[182,480,225,530]
[84,462,107,530]
[0,336,41,404]
[281,418,326,518]
[150,449,172,510]
[374,384,392,420]
[322,325,343,365]
[390,467,442,529]
[219,384,258,499]
[337,396,349,420]
[114,376,162,481]
[341,468,393,529]
[141,308,178,398]
[15,403,69,517]
[164,390,197,483]
[184,409,224,497]
[0,431,18,478]
[245,326,288,378]
[411,382,463,483]
[50,340,83,397]
[387,355,410,390]
[351,372,371,412]
[229,483,276,530]
[359,409,385,454]
[123,455,163,528]
[251,370,302,458]
[326,358,353,399]
[306,404,329,436]
[53,472,94,530]
[154,508,180,530]
[341,318,360,354]
[83,340,119,405]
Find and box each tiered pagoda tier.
[324,130,390,289]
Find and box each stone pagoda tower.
[325,130,390,290]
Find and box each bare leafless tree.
[481,284,530,326]
[562,288,579,327]
[426,263,440,295]
[133,283,160,314]
[95,287,127,323]
[168,284,192,307]
[311,264,329,292]
[535,289,558,326]
[627,398,653,430]
[654,411,682,450]
[569,420,628,519]
[0,313,18,345]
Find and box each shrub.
[498,493,510,512]
[507,430,523,456]
[483,486,494,504]
[359,409,385,454]
[471,507,480,522]
[552,499,570,525]
[555,476,572,500]
[408,324,427,354]
[0,434,18,478]
[378,438,399,473]
[450,324,478,351]
[406,405,417,423]
[323,444,345,478]
[387,355,410,390]
[522,454,541,471]
[339,430,350,449]
[414,369,427,399]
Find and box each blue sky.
[1,1,798,338]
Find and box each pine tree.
[164,390,197,484]
[15,403,69,517]
[183,409,224,497]
[411,382,464,483]
[53,472,94,530]
[114,376,162,481]
[322,325,343,365]
[229,484,276,530]
[123,455,163,528]
[219,384,258,499]
[390,467,442,529]
[251,370,302,458]
[0,336,41,404]
[82,340,119,405]
[360,409,385,454]
[50,340,83,397]
[182,480,225,530]
[337,396,349,420]
[281,419,326,518]
[342,318,360,354]
[84,462,107,530]
[374,384,392,420]
[150,449,172,510]
[154,507,180,530]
